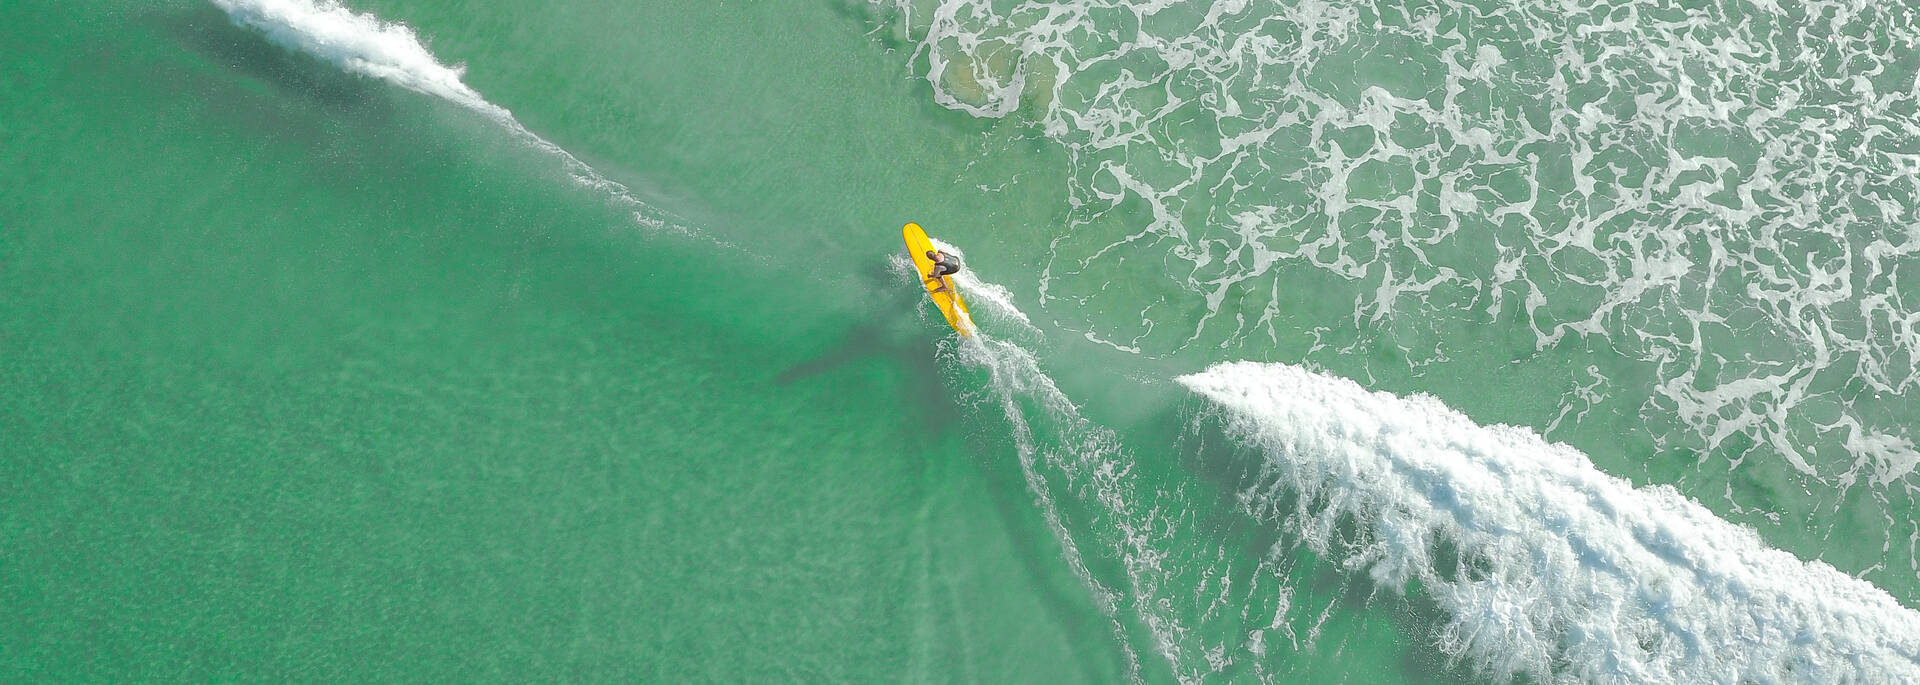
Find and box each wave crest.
[1181,361,1920,683]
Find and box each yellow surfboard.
[902,222,975,337]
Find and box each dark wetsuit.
[927,252,961,291]
[928,253,961,278]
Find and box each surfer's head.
[926,250,939,259]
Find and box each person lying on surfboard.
[924,250,961,293]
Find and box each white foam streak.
[211,0,484,110]
[958,336,1150,682]
[910,237,1036,337]
[932,260,1294,682]
[211,0,680,232]
[1180,361,1920,684]
[921,238,1034,335]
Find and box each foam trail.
[927,237,1042,336]
[896,251,1203,681]
[1180,361,1920,684]
[958,335,1146,682]
[956,333,1303,683]
[888,249,1140,678]
[210,0,680,232]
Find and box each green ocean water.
[5,0,1918,683]
[3,2,1132,681]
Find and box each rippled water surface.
[5,0,1916,682]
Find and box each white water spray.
[930,238,1042,336]
[1181,361,1920,684]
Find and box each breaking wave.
[211,0,683,232]
[1181,361,1920,684]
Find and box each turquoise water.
[4,0,1918,682]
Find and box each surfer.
[924,250,961,293]
[902,223,974,336]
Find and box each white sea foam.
[1180,361,1920,684]
[870,0,1920,588]
[210,0,683,232]
[954,273,1040,334]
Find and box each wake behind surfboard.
[902,222,976,337]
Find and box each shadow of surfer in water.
[775,259,964,435]
[778,259,1119,676]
